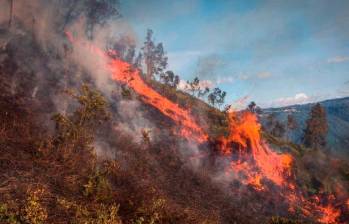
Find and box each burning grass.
[0,26,348,223]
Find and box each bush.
[57,197,121,224]
[23,188,48,224]
[0,203,20,224]
[52,84,110,152]
[84,170,113,202]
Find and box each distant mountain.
[260,97,349,157]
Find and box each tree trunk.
[8,0,13,27]
[146,61,153,81]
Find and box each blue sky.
[120,0,349,108]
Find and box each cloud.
[327,56,349,63]
[272,93,310,107]
[198,79,214,89]
[256,71,272,79]
[216,76,235,84]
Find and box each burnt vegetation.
[0,1,349,224]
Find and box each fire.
[108,59,208,143]
[66,31,207,143]
[220,111,292,186]
[67,32,346,223]
[218,111,343,223]
[317,205,341,224]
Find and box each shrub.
[0,203,20,224]
[57,197,121,224]
[23,188,48,224]
[52,84,110,152]
[84,170,113,202]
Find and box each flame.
[65,31,207,143]
[218,111,343,223]
[66,32,346,223]
[220,111,292,186]
[108,59,208,143]
[317,205,341,224]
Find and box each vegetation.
[302,103,328,149]
[1,3,348,223]
[264,113,286,138]
[141,29,168,80]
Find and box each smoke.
[114,99,156,143]
[0,0,154,159]
[195,54,225,80]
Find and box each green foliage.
[159,70,179,89]
[141,29,168,80]
[52,84,110,151]
[207,87,226,108]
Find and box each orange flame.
[66,32,346,223]
[220,111,292,186]
[66,31,207,143]
[108,59,208,143]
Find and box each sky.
[119,0,349,108]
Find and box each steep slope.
[1,6,349,223]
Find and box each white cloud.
[216,76,235,84]
[256,71,272,79]
[198,79,214,89]
[327,56,349,63]
[272,93,310,107]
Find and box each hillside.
[261,97,349,157]
[1,1,349,224]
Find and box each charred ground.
[1,2,349,224]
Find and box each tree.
[198,87,210,99]
[302,103,328,149]
[271,121,286,138]
[62,0,121,39]
[286,114,298,141]
[160,70,179,88]
[186,77,201,96]
[141,29,168,80]
[265,113,277,129]
[85,0,121,38]
[264,112,285,138]
[52,84,110,151]
[8,0,13,27]
[207,88,226,108]
[108,35,141,67]
[247,101,262,114]
[248,101,257,113]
